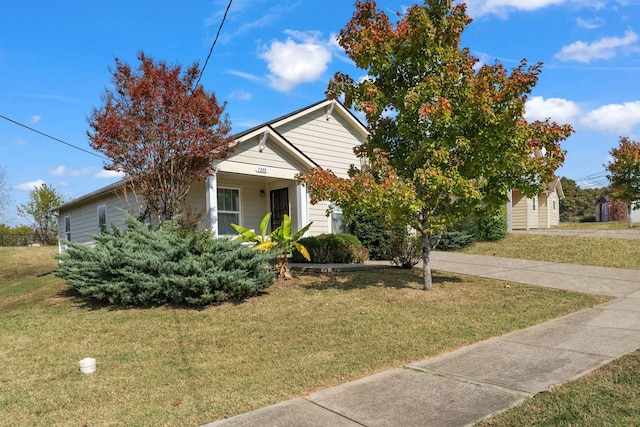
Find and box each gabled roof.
[548,176,564,199]
[52,99,366,212]
[234,98,368,141]
[223,124,319,170]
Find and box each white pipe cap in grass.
[79,357,96,374]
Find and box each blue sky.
[1,0,639,226]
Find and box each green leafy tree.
[17,183,64,245]
[558,177,606,222]
[299,0,572,290]
[88,52,233,225]
[607,136,640,228]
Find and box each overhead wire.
[193,0,233,90]
[0,114,109,161]
[1,0,234,161]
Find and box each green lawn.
[459,233,640,270]
[0,246,607,426]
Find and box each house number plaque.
[255,167,268,174]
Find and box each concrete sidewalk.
[203,253,640,427]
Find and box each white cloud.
[556,30,639,62]
[94,169,125,179]
[464,0,566,17]
[49,165,91,177]
[227,70,263,83]
[581,101,640,134]
[14,179,45,191]
[260,30,335,92]
[28,115,41,124]
[525,96,581,124]
[576,17,604,29]
[229,90,252,100]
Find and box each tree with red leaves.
[607,136,640,228]
[298,0,573,290]
[88,52,233,225]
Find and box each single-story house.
[53,97,564,246]
[507,177,563,231]
[53,99,367,249]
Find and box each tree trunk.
[628,205,634,229]
[422,232,432,291]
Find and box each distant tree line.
[559,177,607,222]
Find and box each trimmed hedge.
[291,233,368,264]
[56,214,276,306]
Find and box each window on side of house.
[553,200,556,210]
[98,205,107,230]
[64,216,71,241]
[330,204,346,234]
[532,197,536,211]
[217,187,240,236]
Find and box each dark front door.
[270,188,289,231]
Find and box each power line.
[2,2,234,161]
[193,0,233,90]
[0,114,109,161]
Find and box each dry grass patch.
[459,233,640,270]
[0,247,609,426]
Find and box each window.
[532,197,536,211]
[552,200,556,210]
[330,204,346,234]
[98,205,107,230]
[64,216,71,241]
[217,188,240,235]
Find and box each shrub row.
[292,233,369,264]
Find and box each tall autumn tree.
[17,183,64,244]
[298,0,572,290]
[607,136,640,228]
[88,52,233,224]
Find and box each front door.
[270,187,289,231]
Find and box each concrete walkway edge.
[203,253,640,427]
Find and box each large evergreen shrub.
[56,214,276,306]
[346,211,391,260]
[292,233,368,264]
[476,207,508,241]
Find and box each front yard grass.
[458,233,640,270]
[0,246,608,426]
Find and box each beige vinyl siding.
[58,191,129,245]
[224,137,308,172]
[548,192,560,227]
[511,190,528,230]
[276,108,363,178]
[308,201,331,236]
[539,194,549,228]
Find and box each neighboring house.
[507,177,563,231]
[596,196,640,223]
[53,99,368,249]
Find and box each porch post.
[206,171,218,238]
[295,183,310,235]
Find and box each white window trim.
[217,186,242,236]
[64,215,71,241]
[97,205,107,230]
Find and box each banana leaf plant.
[231,213,312,279]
